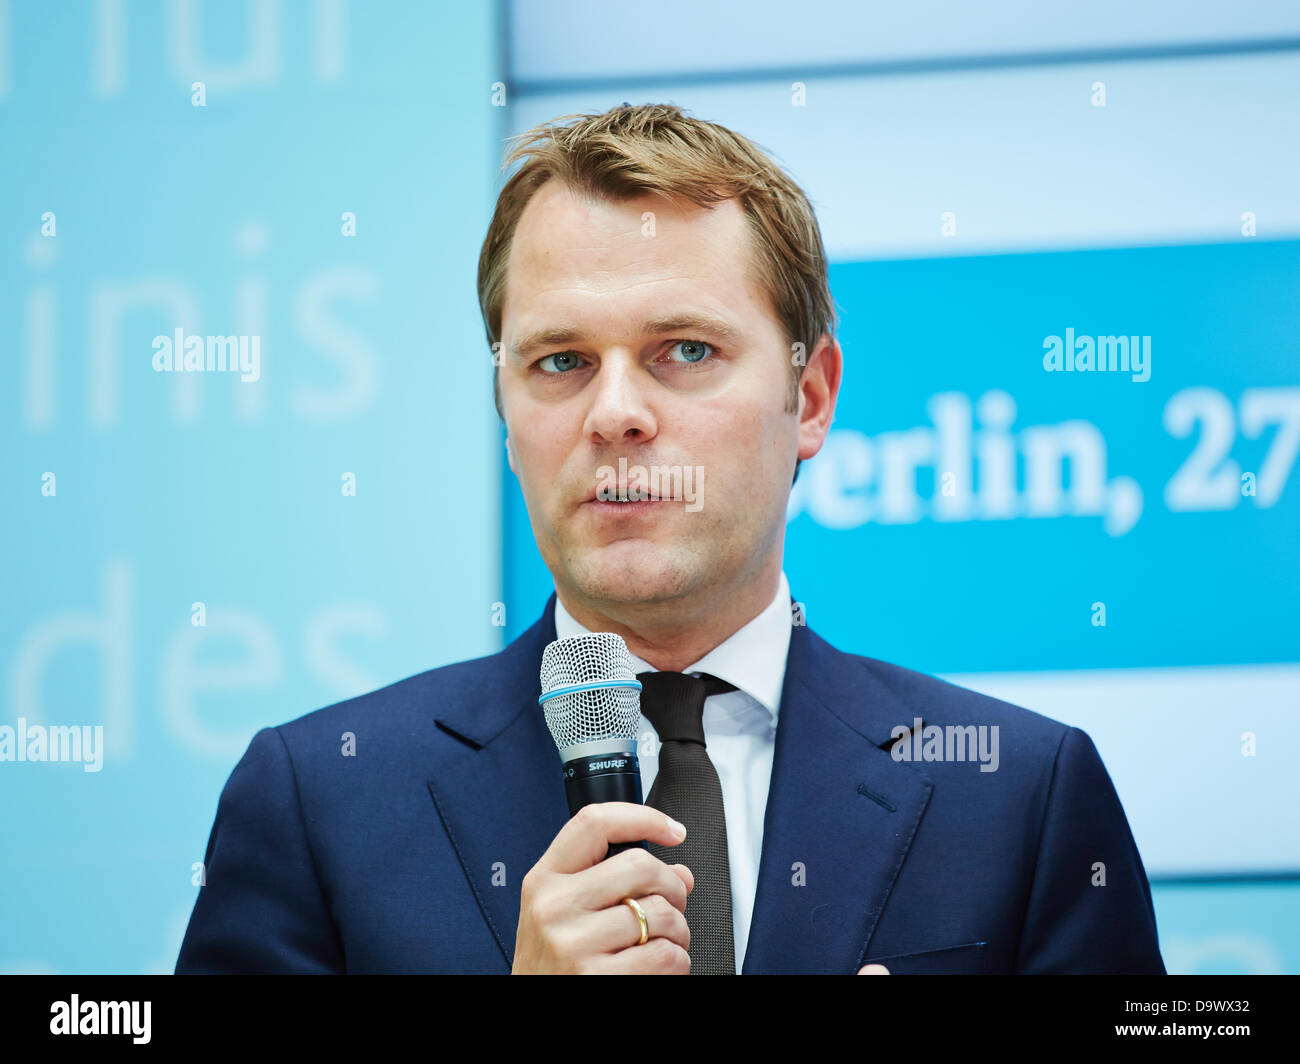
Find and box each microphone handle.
[562,751,647,857]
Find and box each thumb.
[857,964,890,975]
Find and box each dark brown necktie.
[637,670,738,975]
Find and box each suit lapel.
[742,622,934,974]
[426,595,569,971]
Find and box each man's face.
[498,179,827,613]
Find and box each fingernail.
[667,816,686,838]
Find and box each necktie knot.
[636,671,737,745]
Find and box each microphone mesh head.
[539,632,642,752]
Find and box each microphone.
[539,632,647,856]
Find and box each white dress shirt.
[553,571,792,973]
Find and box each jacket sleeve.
[1014,726,1165,974]
[175,726,346,974]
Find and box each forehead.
[502,179,776,341]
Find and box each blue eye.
[538,352,585,374]
[669,340,713,363]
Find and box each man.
[176,103,1164,975]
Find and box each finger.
[595,936,691,975]
[858,964,890,975]
[571,894,690,956]
[670,863,694,895]
[572,845,690,913]
[538,803,687,876]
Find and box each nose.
[581,352,658,445]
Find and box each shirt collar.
[552,571,792,726]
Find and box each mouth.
[585,477,669,504]
[584,491,666,505]
[582,483,671,513]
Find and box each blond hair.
[478,102,837,433]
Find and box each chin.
[566,540,703,605]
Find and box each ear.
[797,335,843,462]
[504,436,518,476]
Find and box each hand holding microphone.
[512,633,694,974]
[512,803,694,974]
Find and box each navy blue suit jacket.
[175,594,1164,974]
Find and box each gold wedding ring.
[621,896,649,945]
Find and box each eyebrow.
[509,313,744,359]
